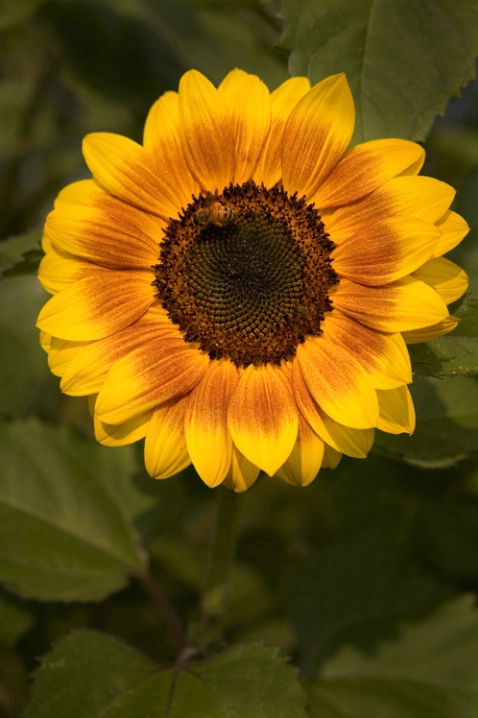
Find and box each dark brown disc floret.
[153,181,338,367]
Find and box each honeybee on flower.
[193,191,236,228]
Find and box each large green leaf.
[24,631,155,718]
[309,596,478,718]
[280,0,478,143]
[0,419,147,601]
[25,631,308,717]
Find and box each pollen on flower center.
[153,181,338,366]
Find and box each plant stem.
[192,487,245,650]
[137,571,189,652]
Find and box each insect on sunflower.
[37,69,469,491]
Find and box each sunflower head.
[37,69,469,491]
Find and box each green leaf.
[0,419,146,601]
[105,643,307,718]
[283,527,447,677]
[375,375,478,467]
[439,298,478,338]
[308,596,478,718]
[25,631,308,717]
[0,230,42,277]
[24,630,155,718]
[409,336,478,378]
[410,298,478,378]
[280,0,478,143]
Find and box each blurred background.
[1,1,478,716]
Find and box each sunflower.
[37,69,469,491]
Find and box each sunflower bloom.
[37,69,469,491]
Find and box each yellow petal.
[402,316,459,344]
[37,268,154,341]
[296,337,379,429]
[82,133,179,219]
[376,385,415,434]
[334,277,449,333]
[332,217,439,285]
[228,364,298,476]
[96,338,209,425]
[178,69,235,192]
[46,202,161,269]
[434,210,470,257]
[291,360,375,458]
[143,90,200,209]
[48,337,89,378]
[222,446,260,493]
[322,444,342,469]
[53,178,104,209]
[313,139,425,209]
[39,330,52,353]
[253,76,311,187]
[41,229,52,253]
[218,69,271,184]
[276,415,324,487]
[38,245,91,295]
[322,311,412,390]
[184,360,239,488]
[144,396,191,479]
[87,394,96,417]
[60,307,176,396]
[371,176,455,223]
[318,414,375,459]
[413,257,468,305]
[282,74,354,198]
[327,176,454,238]
[95,410,153,446]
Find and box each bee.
[193,192,235,228]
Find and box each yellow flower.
[37,69,469,491]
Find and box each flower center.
[153,181,338,367]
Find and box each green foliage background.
[1,0,478,715]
